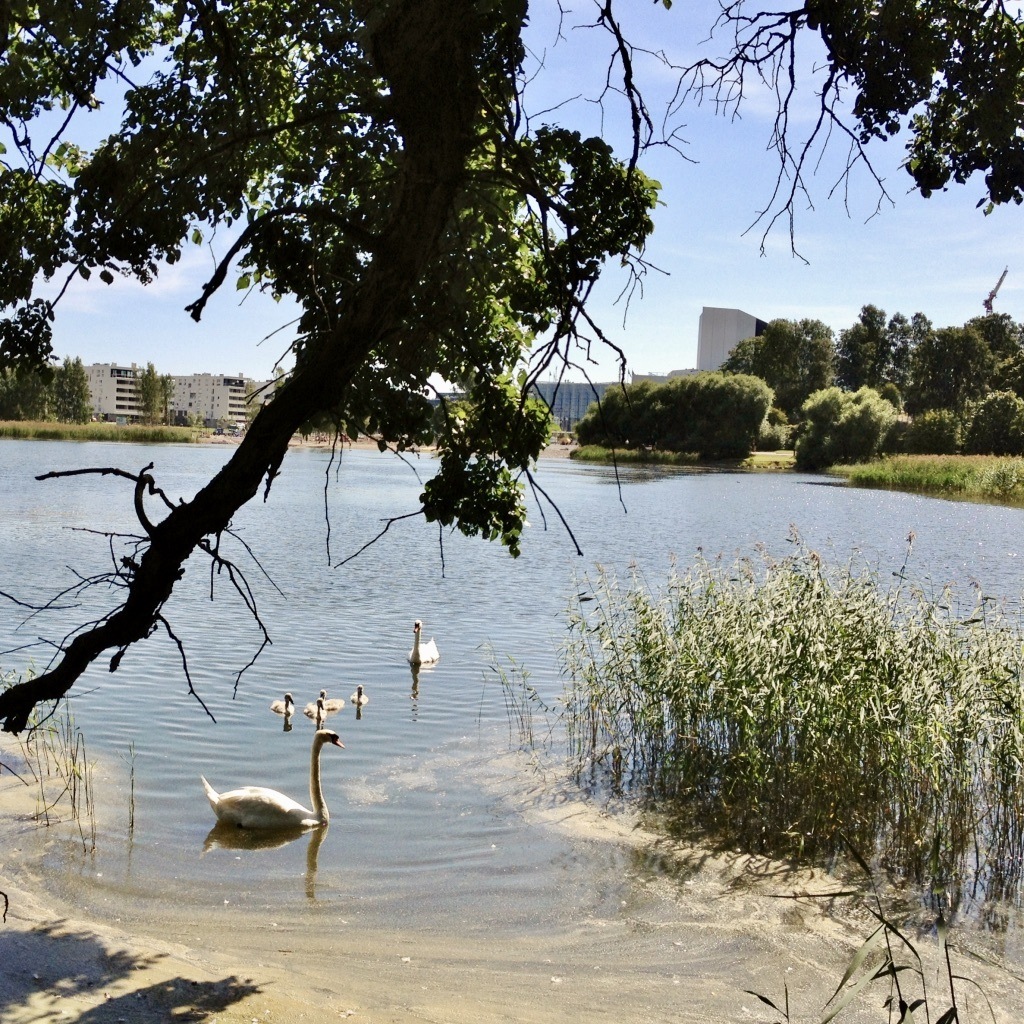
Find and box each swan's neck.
[310,734,329,824]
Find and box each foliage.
[904,324,996,416]
[836,304,888,390]
[794,386,896,469]
[551,546,1024,911]
[721,318,835,418]
[51,356,93,424]
[576,372,771,459]
[899,409,962,455]
[964,390,1024,456]
[0,365,51,420]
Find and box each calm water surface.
[2,439,1023,938]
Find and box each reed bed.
[0,420,201,443]
[554,545,1024,913]
[570,445,701,465]
[836,454,1024,501]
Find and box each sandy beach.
[5,752,1024,1024]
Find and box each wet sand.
[4,758,1024,1024]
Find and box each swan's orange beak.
[332,737,345,747]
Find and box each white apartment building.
[84,364,274,427]
[171,373,250,428]
[85,363,142,422]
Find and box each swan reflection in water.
[201,823,328,900]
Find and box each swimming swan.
[270,692,294,715]
[350,685,369,706]
[200,729,344,829]
[408,620,440,665]
[304,689,344,717]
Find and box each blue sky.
[37,1,1024,384]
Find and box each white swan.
[200,728,344,829]
[350,685,369,706]
[304,688,344,717]
[408,619,440,665]
[270,692,294,715]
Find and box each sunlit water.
[3,440,1024,946]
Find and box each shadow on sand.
[0,917,260,1022]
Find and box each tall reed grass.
[836,454,1024,502]
[554,541,1024,914]
[0,420,201,443]
[1,678,98,853]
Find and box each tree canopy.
[2,0,1024,731]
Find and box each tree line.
[0,359,182,426]
[576,306,1024,469]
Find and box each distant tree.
[794,387,897,470]
[884,312,932,393]
[135,363,160,425]
[904,325,996,416]
[900,409,962,454]
[964,391,1024,456]
[159,374,174,426]
[993,348,1024,399]
[576,380,656,448]
[135,363,173,425]
[836,305,889,390]
[0,366,50,420]
[577,373,771,459]
[967,313,1023,363]
[52,356,92,423]
[722,318,835,418]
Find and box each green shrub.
[794,386,896,469]
[900,409,961,454]
[964,390,1024,455]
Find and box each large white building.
[696,306,767,371]
[171,373,250,427]
[84,363,143,422]
[84,363,273,427]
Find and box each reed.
[0,420,202,443]
[570,445,701,465]
[13,697,97,852]
[554,542,1024,910]
[835,454,1024,501]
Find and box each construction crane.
[984,266,1008,314]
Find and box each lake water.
[3,440,1024,1016]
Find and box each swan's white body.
[270,692,294,715]
[200,729,344,829]
[408,620,440,665]
[350,685,369,706]
[304,688,343,717]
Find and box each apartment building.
[84,364,275,427]
[84,363,142,422]
[171,373,250,428]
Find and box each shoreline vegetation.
[506,541,1024,917]
[569,444,796,470]
[833,453,1024,502]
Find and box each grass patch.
[0,420,204,443]
[570,445,795,469]
[834,454,1024,501]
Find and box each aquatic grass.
[836,454,1024,502]
[0,420,201,443]
[570,445,702,465]
[13,695,97,853]
[556,542,1024,911]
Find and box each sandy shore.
[5,751,1024,1024]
